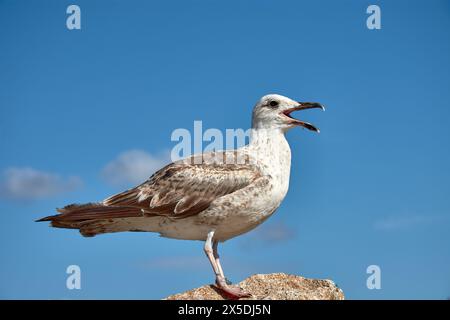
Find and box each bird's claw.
[215,277,251,299]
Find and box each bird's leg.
[204,231,251,299]
[204,231,221,277]
[212,240,226,280]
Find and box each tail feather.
[37,203,143,221]
[36,202,145,237]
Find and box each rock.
[164,273,344,300]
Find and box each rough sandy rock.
[165,273,344,300]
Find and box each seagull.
[37,94,324,299]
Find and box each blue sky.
[1,0,449,299]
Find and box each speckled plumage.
[38,94,324,243]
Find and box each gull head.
[252,94,324,132]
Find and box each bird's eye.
[269,101,279,107]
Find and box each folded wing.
[37,152,263,233]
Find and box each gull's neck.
[247,126,291,170]
[246,126,292,198]
[249,127,287,148]
[249,117,290,149]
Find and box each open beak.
[281,102,325,133]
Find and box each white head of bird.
[252,94,324,133]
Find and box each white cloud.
[374,215,442,231]
[0,167,82,201]
[254,221,296,243]
[101,150,170,187]
[238,221,297,250]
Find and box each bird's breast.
[256,139,292,202]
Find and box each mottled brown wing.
[103,153,262,219]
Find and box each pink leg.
[204,231,251,299]
[212,240,225,279]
